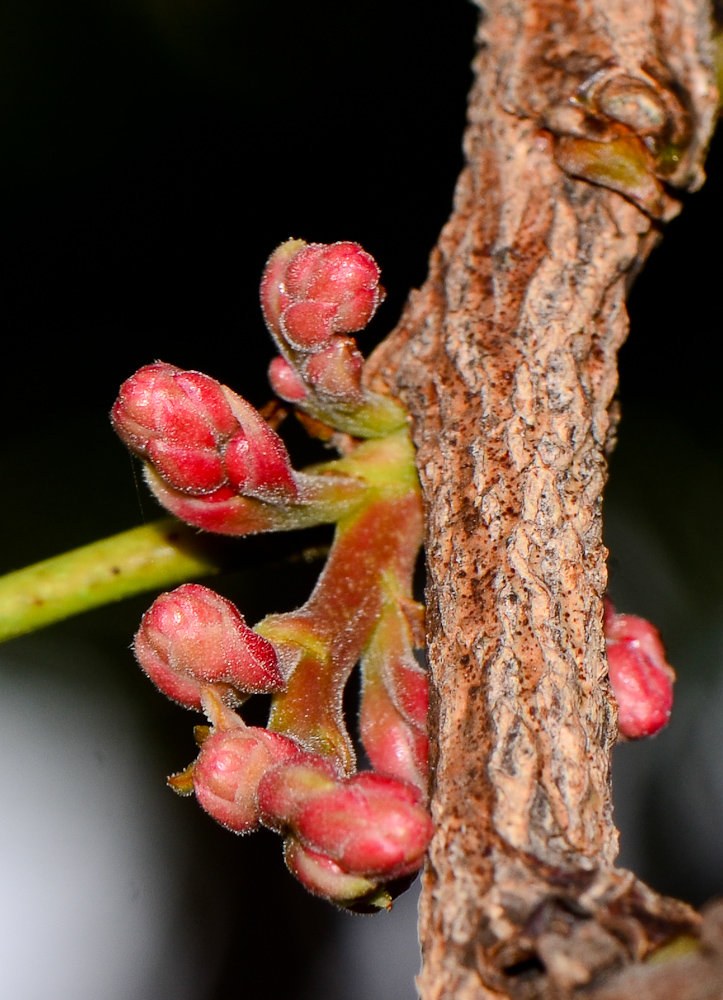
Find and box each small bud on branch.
[134,583,283,711]
[192,723,302,833]
[260,240,407,438]
[283,837,389,909]
[112,363,298,502]
[259,760,432,879]
[604,600,676,739]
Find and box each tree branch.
[365,1,717,997]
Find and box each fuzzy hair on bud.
[134,584,284,710]
[260,240,384,405]
[303,338,365,400]
[112,363,239,495]
[193,725,301,833]
[262,240,384,351]
[112,363,298,502]
[604,600,676,739]
[283,837,386,908]
[258,760,432,879]
[359,687,428,791]
[268,356,308,403]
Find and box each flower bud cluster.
[131,579,431,906]
[115,239,430,910]
[604,599,676,739]
[112,362,298,502]
[261,240,384,404]
[191,729,432,905]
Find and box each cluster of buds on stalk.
[112,237,677,908]
[112,240,431,909]
[261,240,407,439]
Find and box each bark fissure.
[366,1,717,997]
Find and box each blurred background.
[0,1,721,997]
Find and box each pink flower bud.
[134,584,284,710]
[257,755,341,830]
[259,238,305,339]
[268,357,308,403]
[282,301,340,351]
[283,837,385,908]
[359,687,428,790]
[360,604,429,789]
[259,761,432,879]
[387,657,429,732]
[112,363,298,502]
[220,390,299,501]
[284,242,383,337]
[260,240,384,406]
[261,240,383,348]
[303,339,364,400]
[112,363,238,494]
[604,601,676,739]
[193,726,301,833]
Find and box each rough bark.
[365,2,718,998]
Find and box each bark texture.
[365,2,718,997]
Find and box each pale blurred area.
[0,631,423,1000]
[0,638,209,1000]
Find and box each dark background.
[0,1,722,998]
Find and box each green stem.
[0,519,222,643]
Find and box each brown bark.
[365,1,718,998]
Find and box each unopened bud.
[304,338,364,400]
[134,584,283,710]
[360,604,429,789]
[360,688,428,790]
[268,356,308,403]
[112,363,237,494]
[262,240,384,351]
[112,363,298,502]
[259,761,432,878]
[193,725,301,833]
[604,601,675,739]
[283,837,387,908]
[221,389,299,501]
[257,755,340,829]
[260,240,384,407]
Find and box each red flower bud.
[360,604,429,789]
[257,755,340,830]
[282,301,340,351]
[259,761,432,879]
[359,686,428,790]
[284,242,382,330]
[262,241,383,351]
[112,363,298,502]
[134,584,284,710]
[604,601,676,739]
[112,363,237,494]
[260,240,384,406]
[193,726,301,833]
[303,339,364,400]
[221,390,299,501]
